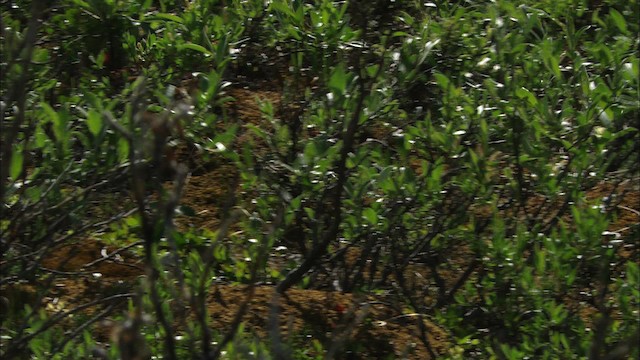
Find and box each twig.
[5,293,133,357]
[51,303,118,355]
[82,241,144,269]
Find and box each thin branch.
[5,293,133,356]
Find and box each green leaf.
[329,64,347,96]
[124,215,140,227]
[270,1,296,18]
[290,195,301,211]
[434,73,450,89]
[201,26,214,53]
[417,38,440,66]
[469,148,480,170]
[34,126,47,148]
[366,64,379,78]
[10,150,23,181]
[627,262,639,286]
[40,102,59,127]
[286,26,302,40]
[87,109,103,136]
[178,43,212,56]
[117,138,130,162]
[515,87,537,106]
[149,13,184,24]
[304,207,315,219]
[70,0,90,9]
[547,56,560,78]
[608,9,627,34]
[214,33,229,66]
[32,48,50,64]
[303,142,317,161]
[25,186,42,202]
[214,245,227,262]
[363,207,378,225]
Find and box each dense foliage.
[1,0,638,358]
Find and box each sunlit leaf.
[117,138,129,162]
[363,207,378,225]
[178,43,212,56]
[304,207,315,219]
[87,109,103,136]
[304,142,317,161]
[10,150,23,181]
[608,9,627,34]
[125,215,140,227]
[149,13,184,24]
[366,64,379,78]
[34,126,47,148]
[434,73,450,89]
[515,87,537,106]
[287,26,302,40]
[40,102,59,128]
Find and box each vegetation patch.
[1,0,638,359]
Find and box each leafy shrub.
[1,0,637,359]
